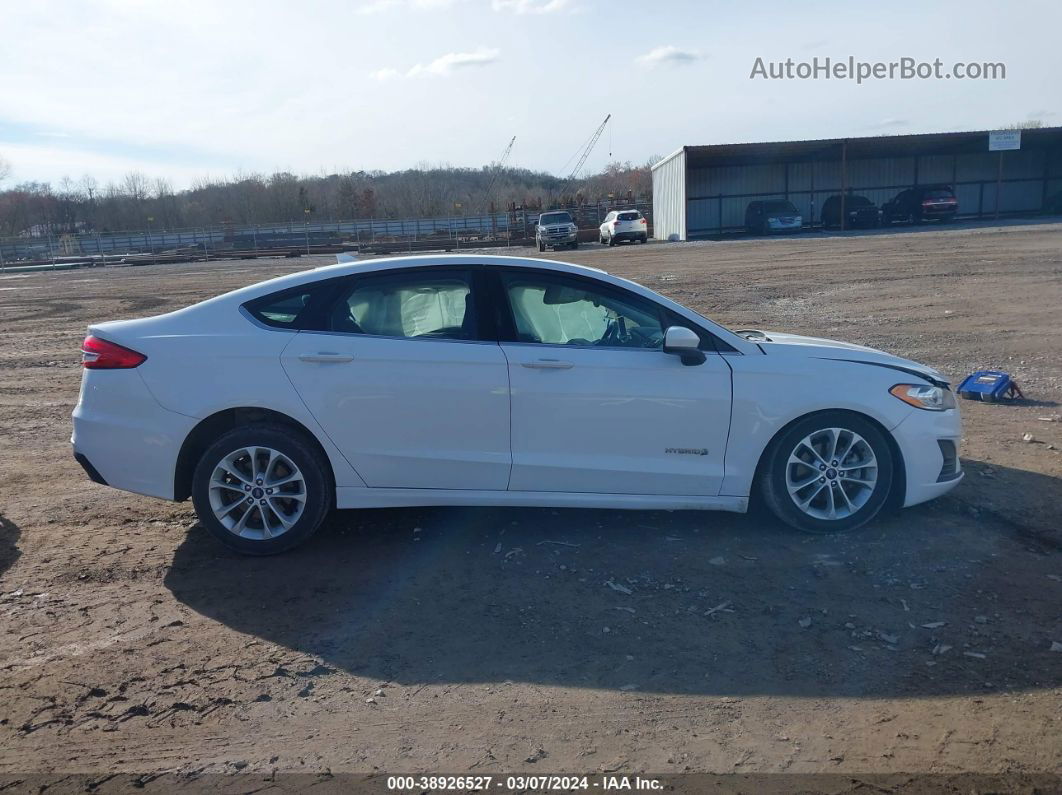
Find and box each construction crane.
[565,114,611,181]
[484,135,516,210]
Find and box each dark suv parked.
[882,185,958,224]
[821,194,879,229]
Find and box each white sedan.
[73,254,962,554]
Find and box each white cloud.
[374,47,501,79]
[370,67,402,81]
[0,142,214,188]
[635,45,700,67]
[357,0,458,12]
[866,117,909,129]
[491,0,570,14]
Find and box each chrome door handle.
[522,359,574,369]
[298,352,354,363]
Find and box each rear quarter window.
[244,289,317,329]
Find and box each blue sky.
[0,0,1057,189]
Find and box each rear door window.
[325,270,476,340]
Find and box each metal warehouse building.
[651,127,1062,240]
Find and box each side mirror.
[663,326,706,366]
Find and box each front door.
[281,268,510,490]
[495,269,732,496]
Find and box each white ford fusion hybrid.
[73,255,962,554]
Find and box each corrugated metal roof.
[681,127,1062,168]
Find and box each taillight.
[81,335,146,369]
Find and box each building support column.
[840,141,848,232]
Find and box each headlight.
[889,383,956,411]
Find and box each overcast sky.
[1,0,1058,189]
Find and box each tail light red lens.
[81,335,146,369]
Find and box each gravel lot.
[1,221,1060,785]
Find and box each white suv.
[599,210,648,246]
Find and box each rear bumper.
[610,231,645,241]
[73,451,108,485]
[891,406,963,507]
[72,369,196,500]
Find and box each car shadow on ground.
[0,514,21,581]
[164,463,1062,698]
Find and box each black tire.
[639,235,647,244]
[758,411,894,534]
[538,241,545,252]
[571,241,579,249]
[607,233,615,247]
[191,423,332,555]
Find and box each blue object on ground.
[956,370,1024,402]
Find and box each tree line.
[0,157,656,237]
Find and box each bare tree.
[0,153,11,186]
[1,162,652,234]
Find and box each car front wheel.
[759,411,894,534]
[191,424,332,555]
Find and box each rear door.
[494,268,732,496]
[281,267,511,490]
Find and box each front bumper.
[890,406,963,507]
[540,235,576,247]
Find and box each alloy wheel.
[207,446,307,540]
[785,427,878,520]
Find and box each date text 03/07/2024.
[385,775,664,791]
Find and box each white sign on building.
[989,130,1022,151]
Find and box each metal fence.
[0,201,653,268]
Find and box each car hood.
[738,330,948,386]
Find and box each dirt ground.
[1,221,1060,786]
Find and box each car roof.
[232,255,607,300]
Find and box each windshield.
[923,189,954,200]
[846,196,873,207]
[617,211,641,221]
[763,201,798,214]
[539,213,573,225]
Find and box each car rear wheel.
[607,232,615,247]
[759,411,894,534]
[192,424,332,555]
